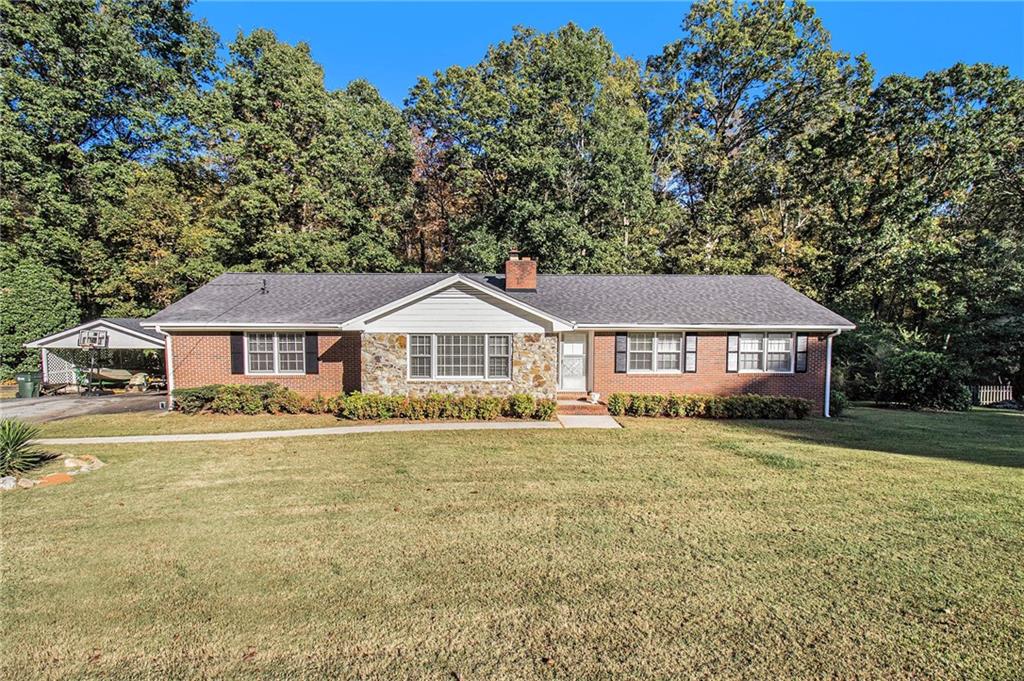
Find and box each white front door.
[560,332,588,392]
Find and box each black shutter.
[304,332,319,374]
[685,333,698,373]
[795,333,809,373]
[726,333,739,373]
[614,333,628,373]
[230,332,245,374]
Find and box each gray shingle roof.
[468,274,854,327]
[146,272,854,328]
[102,318,165,341]
[147,273,452,325]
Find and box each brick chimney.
[504,249,537,291]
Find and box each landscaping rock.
[64,457,86,468]
[37,472,74,488]
[0,476,16,491]
[80,454,105,468]
[17,478,36,489]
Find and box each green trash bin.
[15,371,42,399]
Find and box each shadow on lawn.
[745,407,1024,469]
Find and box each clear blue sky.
[194,1,1024,105]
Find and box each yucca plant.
[0,419,55,477]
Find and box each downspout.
[155,325,174,410]
[824,329,842,418]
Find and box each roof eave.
[141,321,344,330]
[574,322,857,331]
[25,319,166,348]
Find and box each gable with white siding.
[361,282,553,333]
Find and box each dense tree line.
[2,0,1022,395]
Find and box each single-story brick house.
[142,253,855,415]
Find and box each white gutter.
[155,325,174,410]
[824,329,842,418]
[576,323,856,331]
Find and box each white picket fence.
[974,385,1014,405]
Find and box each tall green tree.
[406,24,659,273]
[0,0,218,315]
[208,30,414,272]
[0,256,80,379]
[647,0,868,275]
[820,65,1024,392]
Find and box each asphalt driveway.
[0,393,167,423]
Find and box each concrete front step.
[556,399,609,416]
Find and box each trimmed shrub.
[533,398,557,421]
[307,393,333,415]
[172,385,221,414]
[606,393,627,416]
[172,385,554,421]
[173,383,307,415]
[503,393,536,419]
[876,351,971,411]
[607,393,813,419]
[266,387,306,415]
[476,397,503,420]
[210,385,264,415]
[331,392,550,421]
[830,389,849,417]
[335,392,406,420]
[0,419,56,476]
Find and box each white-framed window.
[628,332,654,371]
[656,333,682,371]
[488,335,511,378]
[739,333,764,371]
[407,334,512,380]
[736,332,794,373]
[409,335,433,379]
[765,333,794,372]
[246,331,305,374]
[628,332,686,373]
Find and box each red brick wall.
[169,331,361,397]
[590,332,829,414]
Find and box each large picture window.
[408,334,512,380]
[246,331,305,374]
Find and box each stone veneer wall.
[361,332,558,399]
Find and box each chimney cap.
[508,248,520,260]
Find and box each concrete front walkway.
[35,415,620,446]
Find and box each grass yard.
[35,411,344,438]
[2,407,1022,679]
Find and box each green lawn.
[2,407,1022,679]
[35,411,344,438]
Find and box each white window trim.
[244,331,306,376]
[626,331,684,374]
[405,333,513,382]
[738,332,795,374]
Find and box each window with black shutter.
[614,333,628,373]
[726,333,739,373]
[230,332,245,374]
[305,332,319,374]
[795,333,809,373]
[684,333,698,373]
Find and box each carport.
[24,318,166,391]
